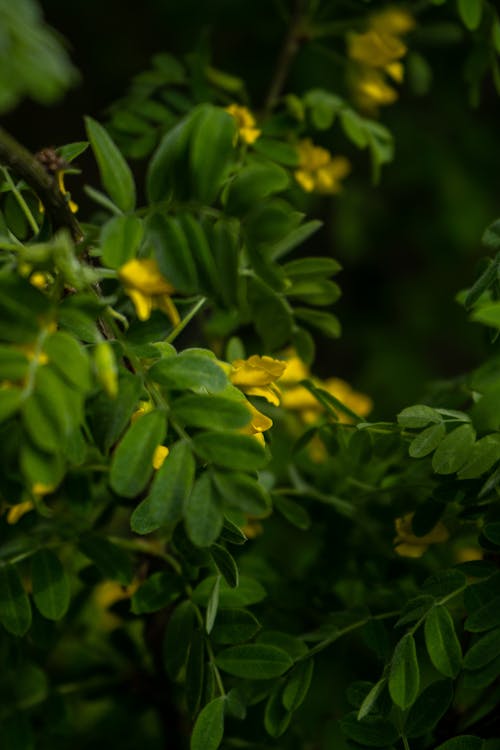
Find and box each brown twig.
[263,0,310,114]
[0,126,83,243]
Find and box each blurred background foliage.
[4,0,500,417]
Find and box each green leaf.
[471,385,500,431]
[284,257,342,278]
[79,535,134,585]
[206,575,221,634]
[483,522,500,546]
[211,218,240,307]
[185,473,224,547]
[100,215,144,269]
[461,654,500,690]
[409,422,446,458]
[0,388,23,423]
[20,439,64,494]
[192,575,266,608]
[147,213,198,293]
[192,431,268,471]
[458,0,482,30]
[253,138,299,166]
[57,140,89,162]
[146,114,196,201]
[258,631,308,660]
[339,712,399,747]
[178,213,219,296]
[465,593,500,632]
[225,162,289,215]
[247,276,293,351]
[89,371,142,454]
[131,440,195,534]
[285,278,341,306]
[269,219,323,261]
[149,351,227,393]
[216,644,293,679]
[210,545,239,588]
[163,599,197,679]
[273,494,311,530]
[43,331,91,391]
[190,696,225,750]
[397,405,442,429]
[109,409,166,497]
[432,424,476,475]
[457,434,500,479]
[172,394,250,430]
[434,737,482,750]
[131,571,182,614]
[85,116,136,212]
[464,627,500,669]
[471,302,500,329]
[190,105,236,204]
[31,549,70,621]
[388,633,420,709]
[184,625,205,716]
[282,658,314,711]
[264,685,292,738]
[211,607,261,644]
[294,308,341,339]
[406,679,453,738]
[425,606,462,677]
[0,563,32,636]
[213,471,271,517]
[357,678,387,720]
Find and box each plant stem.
[264,0,310,114]
[165,296,207,344]
[1,166,39,235]
[0,127,83,242]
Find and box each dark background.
[6,0,500,417]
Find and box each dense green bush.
[1,1,500,748]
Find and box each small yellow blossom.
[240,402,274,445]
[225,104,261,145]
[295,139,351,195]
[32,483,55,496]
[228,355,287,407]
[354,69,399,108]
[370,8,415,35]
[6,499,35,524]
[152,445,169,470]
[348,29,407,68]
[131,400,154,423]
[118,258,180,325]
[56,171,78,213]
[94,579,140,630]
[29,272,50,290]
[17,343,49,366]
[394,513,449,558]
[454,546,483,564]
[241,517,264,539]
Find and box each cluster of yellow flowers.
[294,139,351,195]
[225,104,261,145]
[347,7,415,111]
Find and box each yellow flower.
[32,483,55,496]
[225,104,261,144]
[228,355,287,407]
[118,258,180,325]
[279,353,372,425]
[348,29,407,68]
[56,171,78,213]
[17,343,49,366]
[294,139,351,195]
[394,513,449,558]
[6,499,35,524]
[131,400,154,423]
[347,6,414,112]
[370,8,415,35]
[152,445,169,470]
[353,69,398,109]
[241,401,273,445]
